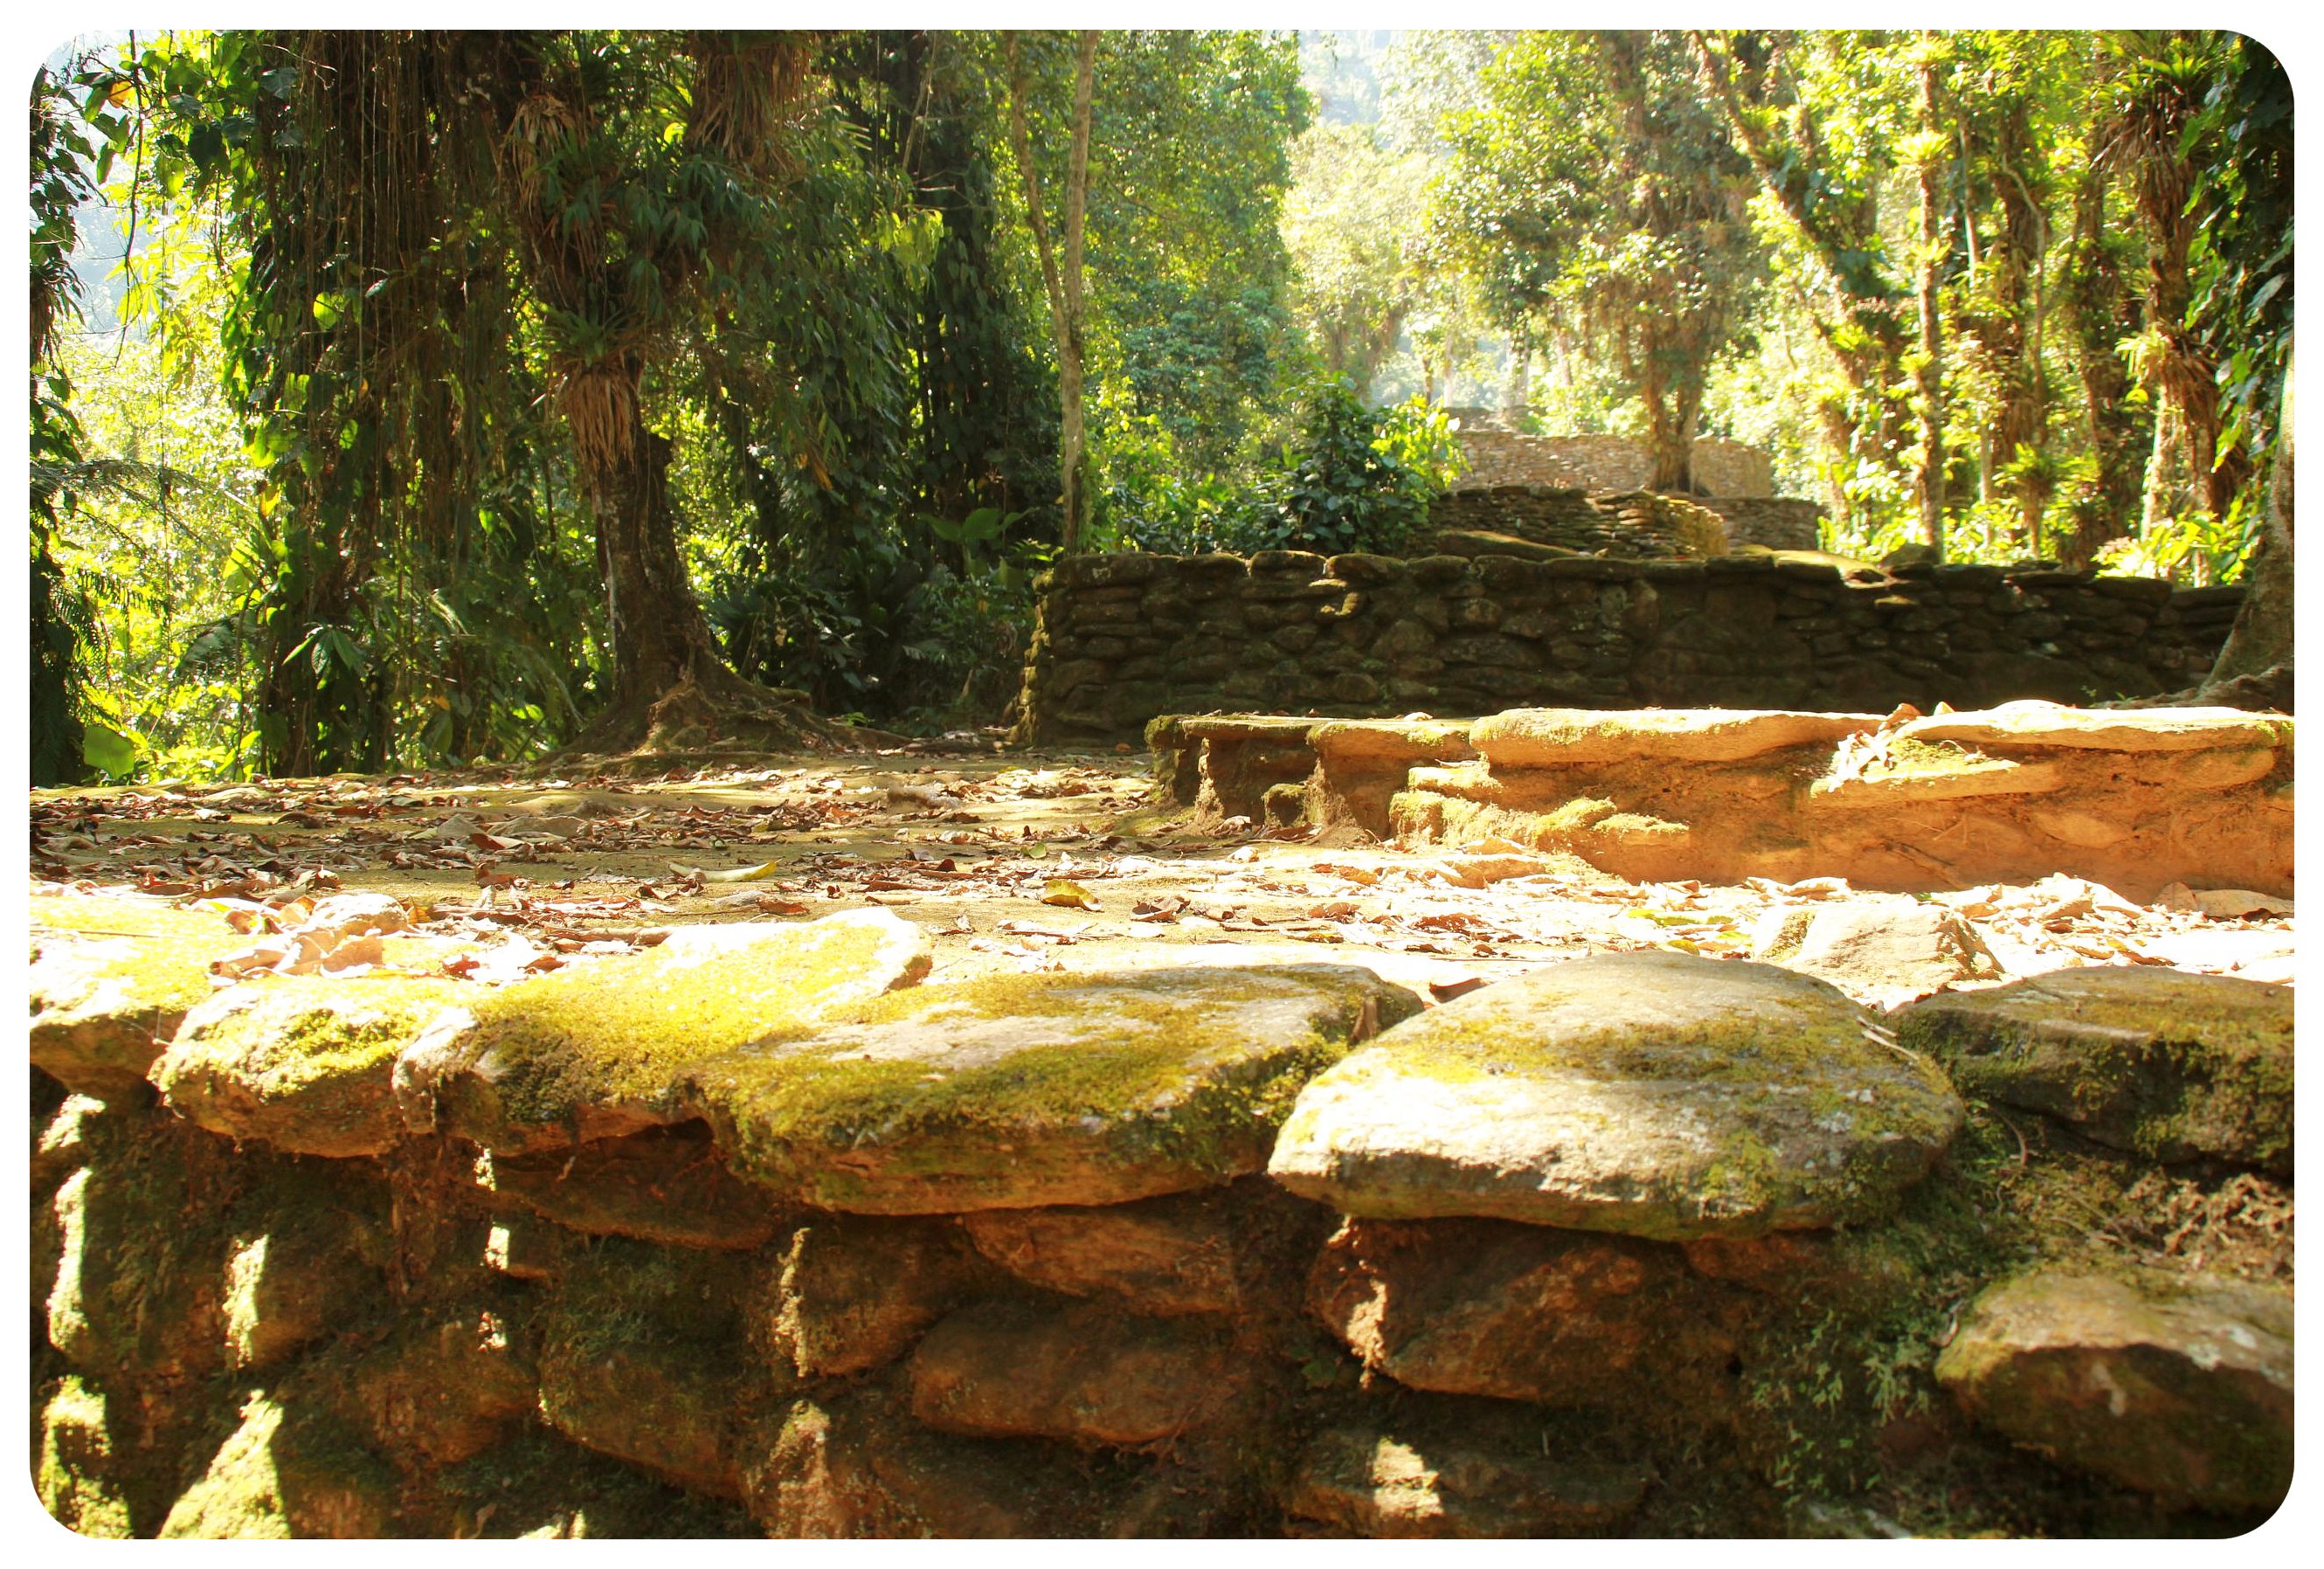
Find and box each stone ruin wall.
[1429,487,1824,556]
[1019,549,2244,747]
[1449,423,1776,499]
[32,884,2296,1537]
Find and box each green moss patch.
[154,976,466,1157]
[534,1238,762,1499]
[694,964,1417,1213]
[417,911,930,1150]
[37,1374,138,1538]
[1899,968,2292,1173]
[157,1390,398,1538]
[31,895,249,1097]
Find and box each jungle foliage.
[31,29,2293,783]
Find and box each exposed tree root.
[2099,661,2293,715]
[556,667,896,763]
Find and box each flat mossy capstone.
[1267,950,1964,1240]
[391,909,930,1154]
[152,976,467,1158]
[1933,1268,2293,1513]
[689,964,1421,1213]
[1308,719,1479,766]
[1470,708,1878,768]
[31,893,248,1098]
[1899,700,2289,754]
[1896,966,2293,1175]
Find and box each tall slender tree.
[1910,43,1949,552]
[2106,34,2232,536]
[1006,31,1099,551]
[31,59,102,784]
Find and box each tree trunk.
[2113,363,2293,714]
[587,375,719,712]
[1988,107,2050,553]
[1060,31,1096,552]
[2124,73,2231,534]
[1005,32,1098,555]
[1912,56,1947,555]
[1642,355,1698,494]
[557,362,837,756]
[1693,30,1912,473]
[2205,358,2293,688]
[2058,167,2148,568]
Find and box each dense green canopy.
[31,29,2291,784]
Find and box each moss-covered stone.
[392,909,931,1154]
[1286,1404,1650,1538]
[33,1092,119,1192]
[153,975,467,1157]
[417,1425,757,1538]
[759,1213,980,1379]
[1307,718,1478,767]
[46,1125,232,1379]
[1934,1268,2293,1512]
[691,964,1421,1213]
[1269,950,1964,1240]
[744,1387,1142,1538]
[218,1165,394,1370]
[1898,967,2293,1174]
[535,1237,769,1499]
[36,1374,138,1538]
[158,1391,398,1538]
[342,1306,540,1465]
[30,894,246,1099]
[961,1187,1245,1317]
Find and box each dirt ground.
[27,743,2297,1011]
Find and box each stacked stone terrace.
[1149,702,2293,902]
[1020,549,2243,747]
[1440,411,1776,498]
[33,799,2294,1535]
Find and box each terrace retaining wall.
[1017,549,2243,747]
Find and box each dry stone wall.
[1447,420,1775,498]
[1019,549,2243,747]
[31,893,2296,1538]
[1428,488,1823,556]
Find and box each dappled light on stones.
[26,20,2298,1542]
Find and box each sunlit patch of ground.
[31,745,2293,1008]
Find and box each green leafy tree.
[1441,31,1764,492]
[30,59,105,784]
[1280,121,1429,397]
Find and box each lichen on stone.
[693,964,1417,1213]
[398,910,930,1151]
[155,975,467,1157]
[31,895,249,1097]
